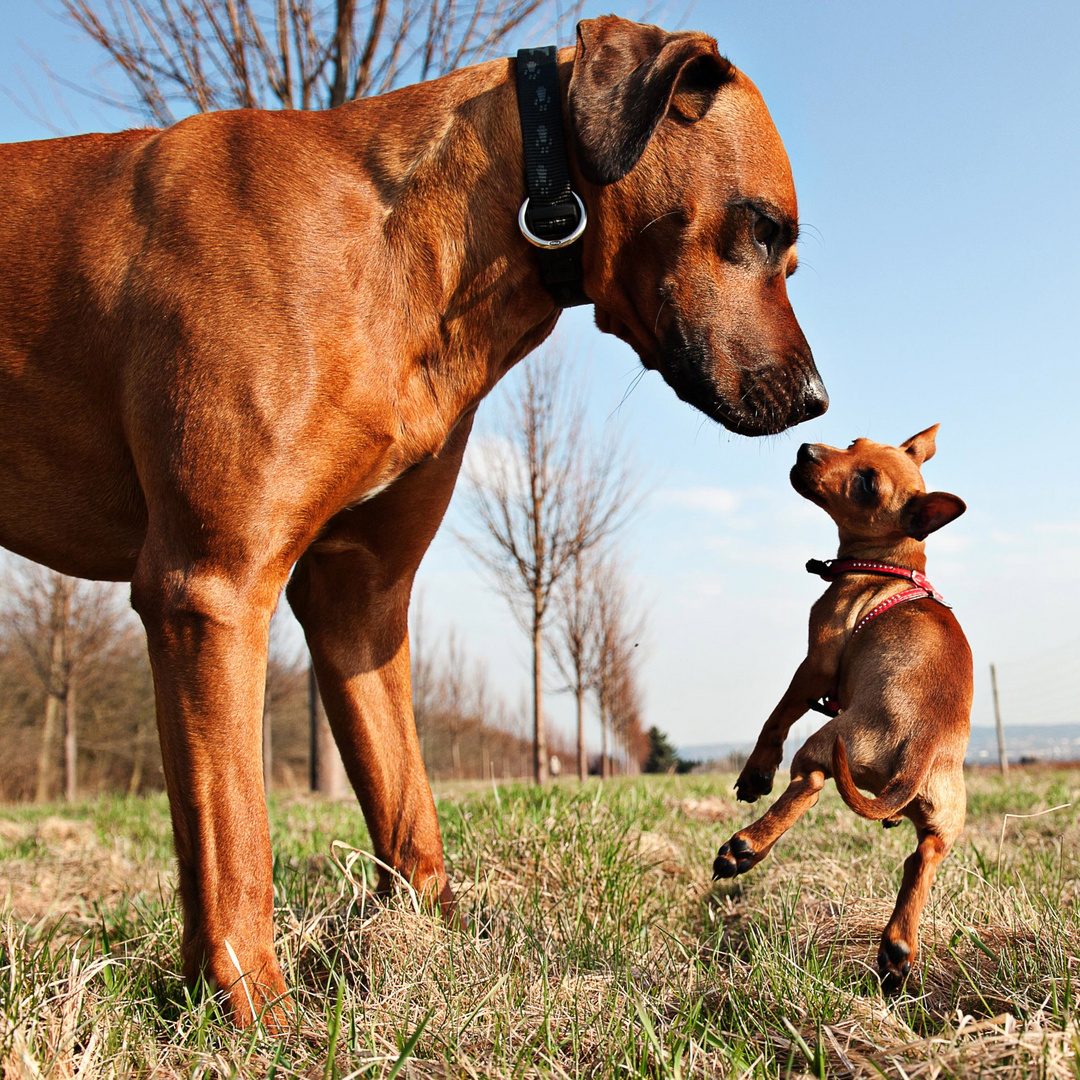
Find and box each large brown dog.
[713,427,971,990]
[0,17,825,1023]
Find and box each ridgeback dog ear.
[569,15,735,186]
[901,491,966,541]
[900,424,941,465]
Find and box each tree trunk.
[600,696,610,780]
[36,689,61,803]
[36,577,70,803]
[64,678,77,802]
[128,710,146,796]
[576,683,586,782]
[532,602,548,785]
[309,660,346,797]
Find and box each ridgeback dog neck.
[0,16,825,1024]
[713,425,972,991]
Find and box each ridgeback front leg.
[735,658,833,802]
[132,551,289,1028]
[287,416,474,920]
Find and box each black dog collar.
[515,46,590,308]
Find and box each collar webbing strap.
[515,46,590,308]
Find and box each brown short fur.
[713,426,972,991]
[0,17,827,1024]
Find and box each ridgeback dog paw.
[734,765,775,803]
[712,835,759,879]
[877,936,913,993]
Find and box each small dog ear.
[569,16,735,186]
[902,491,966,540]
[900,424,940,465]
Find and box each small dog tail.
[831,737,922,820]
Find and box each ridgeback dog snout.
[715,425,972,992]
[0,13,823,1025]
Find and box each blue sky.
[3,1,1078,752]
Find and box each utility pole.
[990,663,1008,776]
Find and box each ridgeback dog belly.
[0,15,826,1025]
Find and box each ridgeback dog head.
[567,16,828,436]
[790,425,967,543]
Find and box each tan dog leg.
[287,417,474,918]
[290,552,454,914]
[133,559,290,1028]
[713,767,826,878]
[878,830,951,990]
[735,659,834,802]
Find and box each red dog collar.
[805,557,950,716]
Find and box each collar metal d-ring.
[518,191,588,250]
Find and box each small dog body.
[713,426,972,989]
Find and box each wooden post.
[990,663,1007,776]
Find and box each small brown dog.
[712,425,972,990]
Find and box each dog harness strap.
[804,557,951,716]
[515,46,590,308]
[805,557,947,606]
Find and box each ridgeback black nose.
[797,442,823,466]
[802,375,829,420]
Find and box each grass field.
[2,768,1079,1078]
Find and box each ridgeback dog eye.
[753,213,781,253]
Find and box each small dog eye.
[753,215,780,250]
[854,469,878,503]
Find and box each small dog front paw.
[712,835,757,879]
[734,766,775,803]
[877,937,913,993]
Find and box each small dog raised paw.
[877,937,912,993]
[734,767,775,803]
[712,835,757,879]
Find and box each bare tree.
[590,556,644,779]
[461,352,634,783]
[60,0,585,124]
[0,563,136,802]
[410,593,438,764]
[548,546,598,782]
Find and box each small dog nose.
[797,443,822,465]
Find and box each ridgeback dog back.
[0,16,826,1024]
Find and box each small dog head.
[790,425,966,543]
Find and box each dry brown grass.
[1,771,1078,1077]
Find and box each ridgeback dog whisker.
[0,15,826,1024]
[713,426,972,992]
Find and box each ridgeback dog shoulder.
[0,16,826,1024]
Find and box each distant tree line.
[0,565,549,801]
